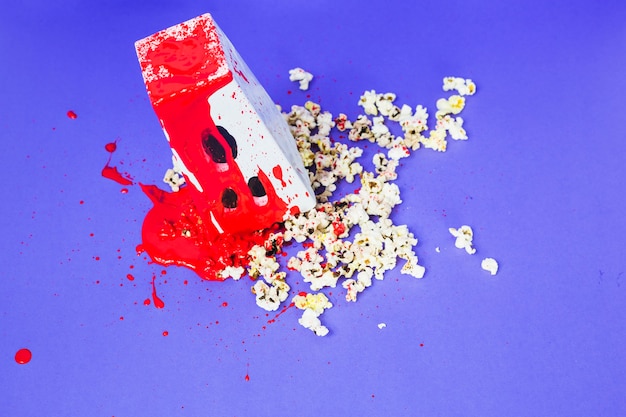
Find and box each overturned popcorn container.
[135,13,315,235]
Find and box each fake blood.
[272,164,286,187]
[151,275,165,309]
[102,141,133,186]
[15,348,32,364]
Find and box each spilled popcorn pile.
[166,75,479,335]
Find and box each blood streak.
[151,275,165,309]
[267,302,295,324]
[15,348,32,364]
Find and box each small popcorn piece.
[334,113,352,132]
[481,257,499,275]
[163,155,187,191]
[289,67,314,90]
[435,95,466,118]
[358,90,379,115]
[449,225,476,255]
[377,323,387,329]
[163,168,186,192]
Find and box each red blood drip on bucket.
[15,348,32,364]
[126,274,135,281]
[67,110,77,119]
[143,298,151,306]
[162,331,169,337]
[151,276,165,309]
[272,165,287,187]
[221,301,228,307]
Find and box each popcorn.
[289,67,314,90]
[163,168,186,192]
[220,265,245,280]
[481,257,499,275]
[211,74,479,335]
[443,76,477,96]
[436,95,466,117]
[293,292,333,336]
[163,155,186,191]
[449,225,476,255]
[251,277,290,311]
[358,90,379,115]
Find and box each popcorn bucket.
[135,13,315,236]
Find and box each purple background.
[2,1,625,416]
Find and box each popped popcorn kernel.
[288,67,314,90]
[163,155,186,191]
[449,225,476,255]
[481,258,499,275]
[436,95,466,117]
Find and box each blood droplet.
[105,142,117,153]
[162,331,169,337]
[15,348,32,364]
[67,110,77,119]
[126,274,135,281]
[272,165,286,187]
[221,301,228,307]
[143,298,151,306]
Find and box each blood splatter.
[102,141,133,186]
[151,275,165,309]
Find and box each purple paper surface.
[2,1,625,416]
